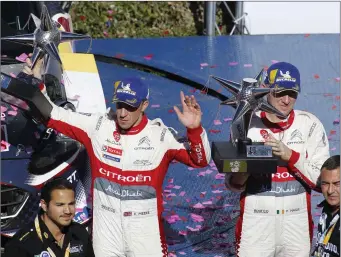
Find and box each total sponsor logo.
[99,168,151,182]
[194,143,203,163]
[123,211,150,217]
[102,145,122,156]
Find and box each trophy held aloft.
[211,72,286,174]
[0,4,90,123]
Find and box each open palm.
[174,91,202,129]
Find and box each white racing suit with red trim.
[45,98,211,257]
[225,110,330,257]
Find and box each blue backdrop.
[75,34,340,256]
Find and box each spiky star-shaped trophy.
[1,4,90,75]
[1,4,90,122]
[211,70,286,174]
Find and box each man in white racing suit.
[225,62,330,257]
[22,57,211,257]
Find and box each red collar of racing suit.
[116,114,148,135]
[260,110,295,133]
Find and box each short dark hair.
[321,155,340,171]
[41,177,75,205]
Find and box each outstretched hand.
[22,54,44,80]
[173,91,202,129]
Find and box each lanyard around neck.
[318,213,339,246]
[35,216,70,257]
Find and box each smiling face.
[267,90,298,117]
[41,189,75,227]
[321,167,340,208]
[115,101,149,130]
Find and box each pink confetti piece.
[211,166,218,170]
[144,54,153,60]
[107,10,113,15]
[244,64,252,68]
[10,73,16,78]
[165,214,181,224]
[193,203,205,209]
[178,252,186,255]
[330,147,336,151]
[215,173,225,180]
[164,189,171,193]
[200,63,209,67]
[223,117,233,122]
[198,171,206,177]
[7,110,17,116]
[190,213,204,222]
[212,190,223,194]
[205,169,213,174]
[173,185,181,189]
[188,167,194,170]
[335,77,340,82]
[168,253,177,257]
[15,53,28,62]
[213,119,222,125]
[179,191,186,196]
[223,204,234,207]
[186,225,201,232]
[1,106,8,113]
[202,201,213,205]
[271,60,279,64]
[1,140,10,151]
[333,119,340,124]
[151,104,160,108]
[228,62,238,66]
[166,193,176,197]
[103,31,109,37]
[179,230,187,236]
[34,132,40,139]
[209,161,216,167]
[10,105,18,111]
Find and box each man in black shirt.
[3,177,95,257]
[313,155,340,257]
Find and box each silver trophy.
[1,4,90,82]
[211,70,286,174]
[1,4,90,121]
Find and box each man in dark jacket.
[3,177,95,257]
[313,155,340,257]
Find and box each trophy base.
[212,141,278,174]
